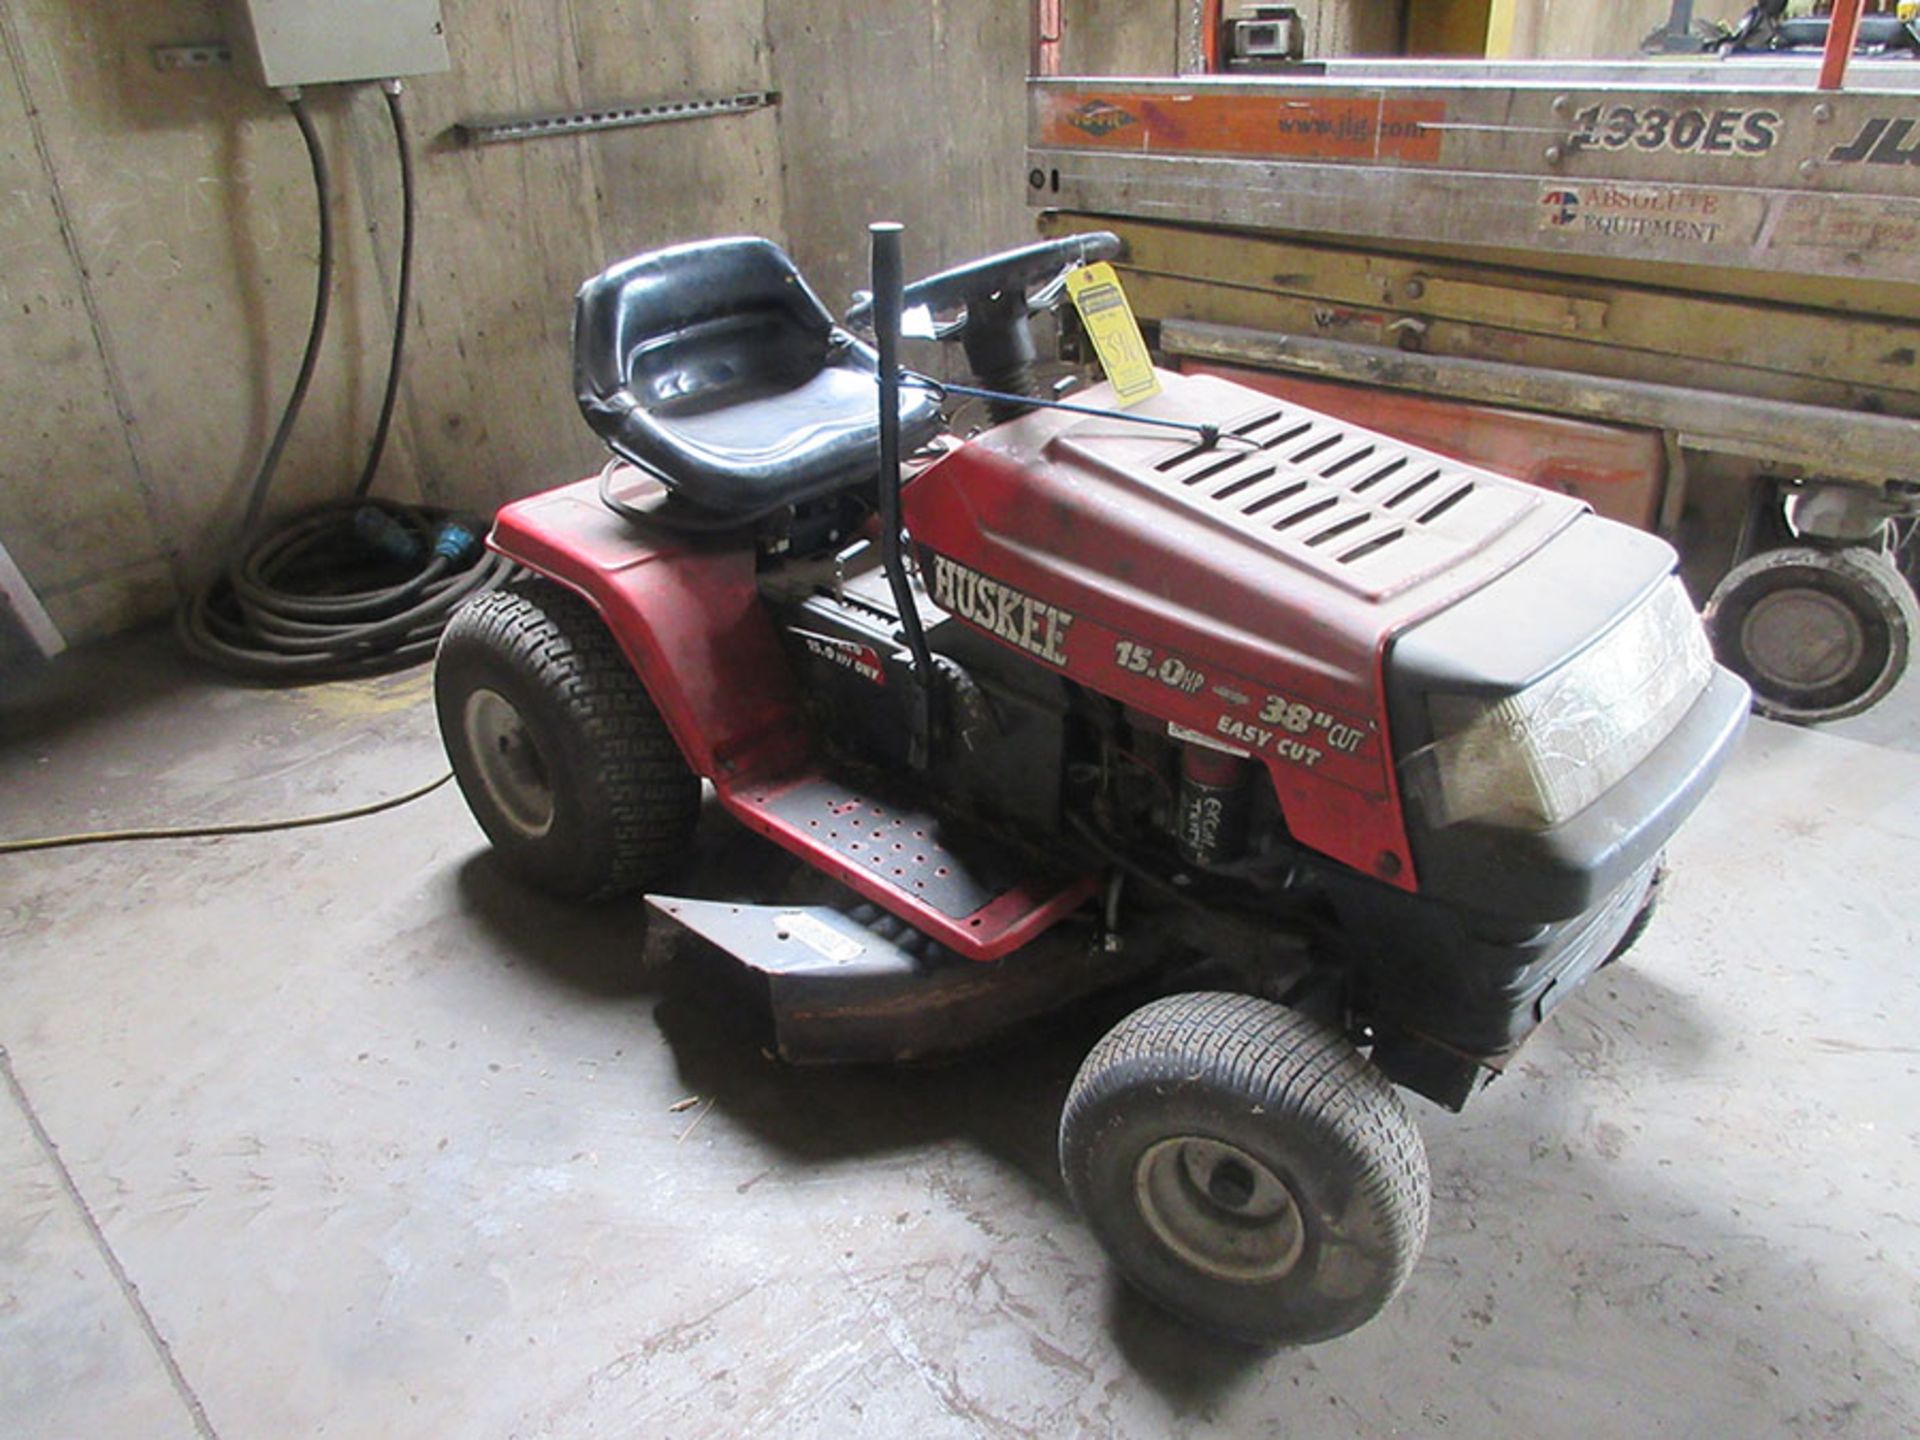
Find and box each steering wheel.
[845,231,1122,339]
[846,232,1123,410]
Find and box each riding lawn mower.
[432,223,1749,1345]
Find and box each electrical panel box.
[231,0,450,88]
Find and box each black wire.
[181,86,507,682]
[355,85,415,499]
[244,92,334,533]
[598,459,648,524]
[901,372,1253,451]
[596,459,754,532]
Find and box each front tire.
[1602,858,1666,968]
[1060,992,1429,1346]
[435,578,700,899]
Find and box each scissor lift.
[1028,55,1920,721]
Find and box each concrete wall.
[0,0,1033,644]
[1297,0,1407,56]
[1501,0,1753,58]
[766,1,1033,325]
[1063,1,1182,77]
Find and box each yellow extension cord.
[0,772,452,855]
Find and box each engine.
[759,528,1312,890]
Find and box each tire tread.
[1060,991,1429,1343]
[437,578,699,899]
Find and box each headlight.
[1407,577,1715,830]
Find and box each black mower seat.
[573,236,942,515]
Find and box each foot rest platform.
[717,774,1098,961]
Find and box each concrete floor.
[2,633,1917,1440]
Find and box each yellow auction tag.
[1066,262,1160,407]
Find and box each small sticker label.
[1769,193,1920,253]
[793,628,886,685]
[1066,262,1160,408]
[1168,722,1252,758]
[1065,99,1139,139]
[1536,182,1750,247]
[1037,92,1444,164]
[776,913,864,963]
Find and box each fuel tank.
[901,369,1587,888]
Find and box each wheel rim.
[1133,1136,1306,1284]
[1738,586,1866,692]
[462,688,556,839]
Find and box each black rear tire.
[1060,991,1429,1347]
[435,577,699,900]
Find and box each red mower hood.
[902,369,1587,888]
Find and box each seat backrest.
[572,235,942,519]
[573,237,837,426]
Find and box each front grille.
[1058,400,1543,600]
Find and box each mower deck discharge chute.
[434,224,1748,1345]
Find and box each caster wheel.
[1060,992,1429,1346]
[1705,545,1917,724]
[435,577,699,899]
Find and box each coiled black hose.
[181,85,507,681]
[180,496,509,677]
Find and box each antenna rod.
[869,221,936,769]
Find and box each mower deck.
[648,895,1143,1063]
